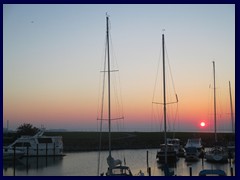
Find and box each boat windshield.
[160,144,175,151]
[12,142,31,147]
[189,139,201,144]
[186,147,198,153]
[167,139,180,145]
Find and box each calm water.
[3,149,235,176]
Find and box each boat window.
[38,138,52,143]
[14,142,23,147]
[23,142,31,147]
[13,142,31,147]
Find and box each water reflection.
[3,156,63,176]
[3,149,235,176]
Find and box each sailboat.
[205,61,228,163]
[154,33,178,171]
[98,14,133,176]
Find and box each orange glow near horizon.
[3,5,234,132]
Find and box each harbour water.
[3,148,235,176]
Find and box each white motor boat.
[185,147,200,162]
[167,138,185,157]
[185,138,204,161]
[185,138,203,150]
[3,128,64,158]
[156,144,178,163]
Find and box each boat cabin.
[106,166,133,176]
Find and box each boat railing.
[33,128,46,137]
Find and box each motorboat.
[185,138,203,150]
[156,144,178,163]
[185,147,199,162]
[184,138,204,162]
[185,138,204,155]
[167,138,185,157]
[3,128,64,157]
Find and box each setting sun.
[200,122,206,127]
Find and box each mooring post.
[46,143,48,157]
[147,151,149,167]
[27,146,29,157]
[189,166,192,176]
[36,144,39,169]
[146,150,151,176]
[54,142,55,156]
[148,167,151,176]
[26,146,29,171]
[13,145,16,176]
[231,167,233,176]
[36,144,38,156]
[45,143,48,167]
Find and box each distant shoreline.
[3,131,235,152]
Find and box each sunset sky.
[3,4,235,132]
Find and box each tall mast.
[213,61,217,142]
[229,81,234,133]
[162,34,167,164]
[106,15,111,158]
